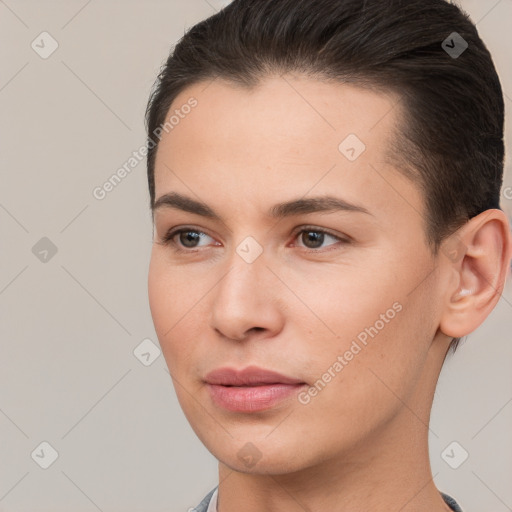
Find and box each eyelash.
[158,225,351,254]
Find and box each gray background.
[1,1,511,511]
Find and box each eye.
[292,226,349,251]
[158,227,217,252]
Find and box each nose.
[209,244,284,342]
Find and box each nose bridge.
[219,234,268,302]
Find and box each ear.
[438,209,512,339]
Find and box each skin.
[147,74,512,512]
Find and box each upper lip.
[204,365,305,386]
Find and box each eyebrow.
[152,192,372,220]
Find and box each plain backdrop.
[1,1,511,511]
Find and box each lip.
[204,365,306,413]
[204,365,305,386]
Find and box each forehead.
[152,74,422,225]
[163,74,400,152]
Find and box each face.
[148,74,448,475]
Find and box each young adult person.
[145,1,512,510]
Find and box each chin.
[209,436,314,475]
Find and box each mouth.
[203,365,306,412]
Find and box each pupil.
[181,231,200,247]
[303,231,323,248]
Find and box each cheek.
[148,253,173,338]
[283,257,433,407]
[279,256,402,346]
[147,250,200,369]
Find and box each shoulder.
[440,491,464,512]
[192,486,218,512]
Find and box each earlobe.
[438,209,512,339]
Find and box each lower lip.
[206,383,306,412]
